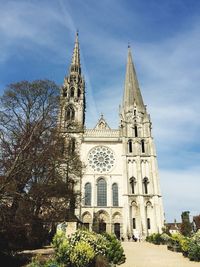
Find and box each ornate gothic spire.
[123,46,145,111]
[70,31,81,74]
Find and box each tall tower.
[58,32,85,136]
[58,33,85,219]
[120,46,164,236]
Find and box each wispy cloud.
[0,0,200,222]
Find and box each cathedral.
[58,33,164,239]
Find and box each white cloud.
[0,1,75,63]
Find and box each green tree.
[180,211,192,237]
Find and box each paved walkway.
[121,242,200,267]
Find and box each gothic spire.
[123,46,145,111]
[70,31,81,74]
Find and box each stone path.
[121,242,200,267]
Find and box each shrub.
[146,233,165,245]
[160,233,170,244]
[70,241,94,267]
[69,229,109,257]
[179,236,190,256]
[103,233,126,265]
[188,231,200,261]
[49,229,126,266]
[52,231,71,266]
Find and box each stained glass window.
[85,183,91,206]
[112,183,118,206]
[97,178,107,206]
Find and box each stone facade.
[58,33,165,239]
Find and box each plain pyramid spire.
[70,31,81,74]
[123,46,145,111]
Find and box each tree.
[193,215,200,232]
[0,80,82,252]
[180,211,192,237]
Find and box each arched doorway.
[93,210,109,233]
[112,212,122,239]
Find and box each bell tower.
[120,46,164,236]
[58,32,85,134]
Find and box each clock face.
[88,146,115,173]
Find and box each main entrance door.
[114,223,120,239]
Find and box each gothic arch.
[146,201,153,231]
[129,177,136,194]
[82,211,92,223]
[146,201,153,208]
[70,87,75,98]
[96,210,110,223]
[112,212,122,223]
[131,201,138,207]
[65,105,75,121]
[143,177,149,194]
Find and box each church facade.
[58,33,164,239]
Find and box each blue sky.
[0,0,200,222]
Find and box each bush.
[28,256,62,267]
[103,233,126,265]
[52,231,71,266]
[52,229,125,267]
[188,231,200,261]
[179,236,190,256]
[146,233,167,245]
[167,233,183,252]
[70,241,94,267]
[28,229,125,267]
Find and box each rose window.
[88,146,115,173]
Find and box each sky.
[0,0,200,222]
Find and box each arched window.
[68,138,75,153]
[141,139,145,153]
[70,87,75,98]
[63,90,67,97]
[128,140,132,153]
[112,183,118,206]
[143,177,149,194]
[85,183,91,206]
[78,88,81,98]
[66,106,75,121]
[97,178,107,206]
[130,177,136,194]
[134,125,138,137]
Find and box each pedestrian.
[132,234,137,242]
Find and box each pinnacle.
[123,47,145,111]
[70,32,81,73]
